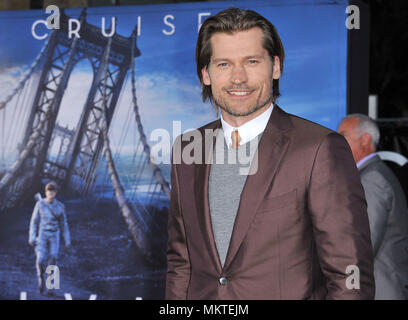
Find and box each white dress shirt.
[220,104,273,148]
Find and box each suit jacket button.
[219,277,229,286]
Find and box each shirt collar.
[220,104,273,148]
[357,152,377,169]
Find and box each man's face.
[337,118,366,163]
[201,27,281,121]
[45,189,56,202]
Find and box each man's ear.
[272,56,281,80]
[362,133,374,150]
[202,67,211,86]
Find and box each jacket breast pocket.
[256,189,298,213]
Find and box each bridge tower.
[20,9,141,196]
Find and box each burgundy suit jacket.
[166,106,375,299]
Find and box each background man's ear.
[273,56,281,80]
[202,67,211,86]
[362,133,373,148]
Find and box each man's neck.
[355,146,376,164]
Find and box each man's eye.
[218,62,228,67]
[248,60,258,65]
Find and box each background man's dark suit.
[166,106,375,299]
[359,154,408,299]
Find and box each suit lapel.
[194,119,223,273]
[223,106,293,270]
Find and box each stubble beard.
[214,90,273,117]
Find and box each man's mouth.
[226,90,253,97]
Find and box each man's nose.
[230,65,248,84]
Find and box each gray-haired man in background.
[338,114,408,299]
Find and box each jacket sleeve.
[308,132,375,300]
[29,201,40,245]
[59,204,71,247]
[360,170,391,256]
[165,160,191,300]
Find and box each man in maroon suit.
[166,8,375,299]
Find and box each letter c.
[32,19,49,40]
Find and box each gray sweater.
[209,129,261,267]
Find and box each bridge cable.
[0,35,52,111]
[129,32,171,200]
[99,36,155,261]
